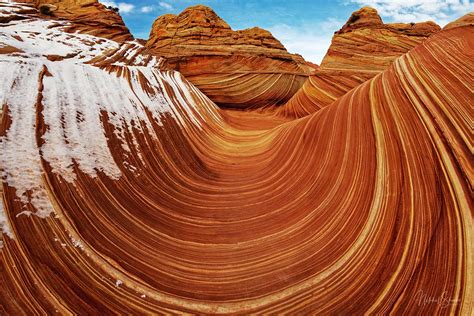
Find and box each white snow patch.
[0,1,33,13]
[41,61,122,181]
[155,71,205,129]
[0,198,13,245]
[0,58,209,199]
[16,210,33,217]
[69,235,85,250]
[0,60,54,217]
[0,58,208,194]
[0,5,218,212]
[123,161,137,172]
[39,62,213,182]
[0,18,118,62]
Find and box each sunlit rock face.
[146,5,313,109]
[278,6,441,118]
[443,11,474,30]
[1,1,473,314]
[16,0,133,41]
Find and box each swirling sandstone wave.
[146,5,312,109]
[15,0,133,42]
[0,2,473,314]
[278,7,441,118]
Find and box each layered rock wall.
[278,6,441,118]
[146,5,312,108]
[18,0,133,41]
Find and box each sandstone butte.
[0,0,473,314]
[277,6,442,118]
[14,0,133,41]
[145,4,313,109]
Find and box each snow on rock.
[0,197,13,247]
[0,57,211,209]
[69,235,85,250]
[0,8,160,67]
[0,1,216,215]
[0,3,215,217]
[40,61,123,182]
[0,60,55,217]
[0,18,118,61]
[40,61,207,182]
[0,1,34,18]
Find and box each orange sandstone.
[146,5,312,109]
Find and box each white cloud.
[100,0,116,8]
[99,1,135,14]
[118,3,135,13]
[141,6,153,13]
[159,2,173,10]
[100,1,174,15]
[348,0,474,26]
[273,0,473,63]
[268,19,343,64]
[139,2,174,14]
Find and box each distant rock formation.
[146,5,313,109]
[321,6,440,71]
[443,11,474,30]
[278,6,441,118]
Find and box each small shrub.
[348,13,360,24]
[39,5,53,16]
[106,5,120,13]
[410,22,415,26]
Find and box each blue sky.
[99,0,473,63]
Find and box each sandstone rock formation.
[1,1,473,314]
[321,6,440,71]
[278,6,441,118]
[17,0,133,41]
[146,5,312,108]
[443,11,474,30]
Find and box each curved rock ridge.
[443,11,474,30]
[338,6,383,31]
[16,0,133,42]
[277,6,441,118]
[275,69,376,117]
[0,2,158,67]
[1,2,473,314]
[146,4,312,109]
[321,6,441,71]
[147,5,291,58]
[0,1,175,220]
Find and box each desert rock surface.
[0,1,472,314]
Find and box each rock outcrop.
[1,1,473,314]
[443,11,474,30]
[146,5,312,108]
[278,6,441,118]
[17,0,133,42]
[321,6,440,71]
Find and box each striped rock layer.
[1,1,473,314]
[15,0,133,42]
[278,6,441,118]
[146,5,312,109]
